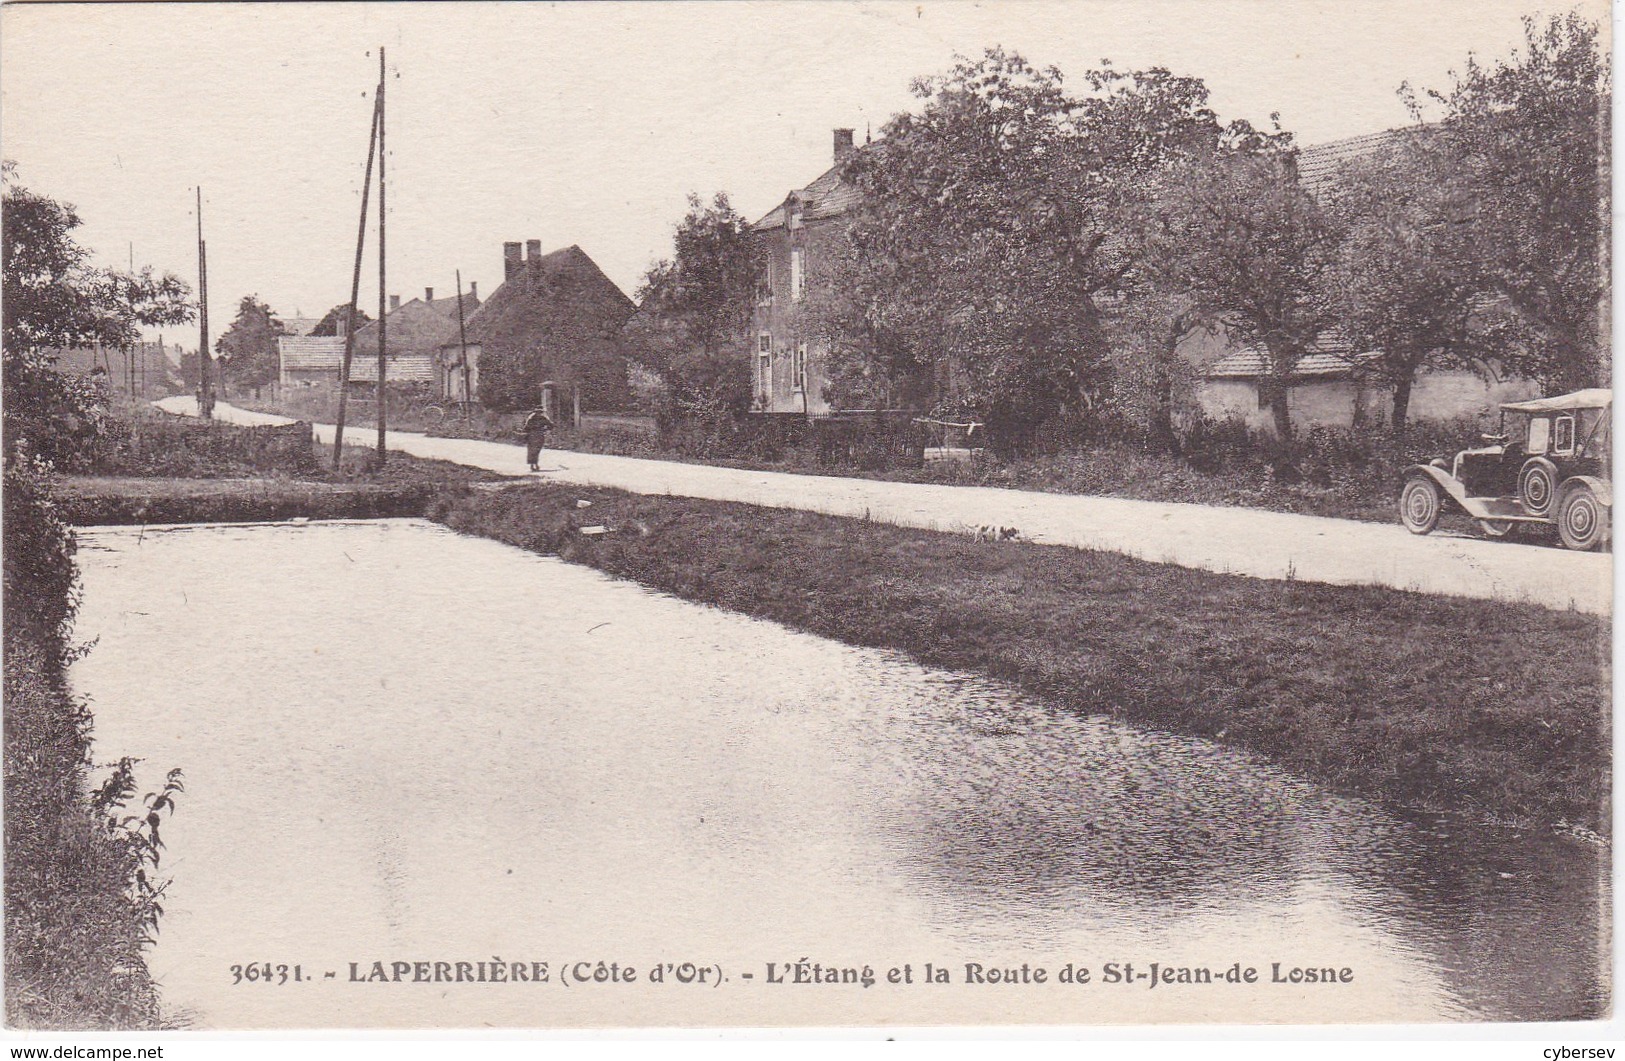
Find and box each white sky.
[0,0,1597,345]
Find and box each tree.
[1409,11,1609,392]
[2,166,193,465]
[622,192,757,416]
[215,296,286,398]
[815,51,1262,453]
[309,303,371,337]
[1323,145,1482,432]
[1143,144,1342,438]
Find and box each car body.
[1398,388,1611,550]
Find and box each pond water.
[70,519,1607,1028]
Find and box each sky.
[0,0,1599,346]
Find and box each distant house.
[444,240,635,412]
[1191,331,1538,432]
[1178,129,1543,431]
[749,128,862,415]
[44,340,182,398]
[278,286,479,396]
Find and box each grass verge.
[432,483,1610,833]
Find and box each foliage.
[215,295,287,394]
[624,193,757,419]
[2,169,193,466]
[309,303,372,337]
[1405,11,1609,392]
[1321,143,1484,431]
[1140,143,1341,439]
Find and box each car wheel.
[1519,459,1558,516]
[1399,476,1442,535]
[1477,520,1514,538]
[1557,484,1610,551]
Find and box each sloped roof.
[280,316,322,338]
[278,336,347,370]
[1296,128,1409,192]
[753,157,865,231]
[354,290,480,358]
[278,334,436,382]
[1207,333,1385,380]
[460,244,633,347]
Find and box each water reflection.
[69,520,1605,1026]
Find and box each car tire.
[1519,458,1559,517]
[1557,484,1610,551]
[1400,476,1442,535]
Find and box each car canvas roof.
[1500,387,1613,413]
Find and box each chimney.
[525,239,543,274]
[503,241,522,280]
[425,287,434,303]
[389,294,401,312]
[833,127,855,161]
[468,281,478,300]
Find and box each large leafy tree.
[2,166,193,464]
[813,50,1261,453]
[215,296,286,398]
[1322,145,1482,432]
[623,192,756,414]
[309,302,371,337]
[1409,12,1609,392]
[1142,143,1343,439]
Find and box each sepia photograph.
[0,0,1612,1041]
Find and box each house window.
[790,248,805,302]
[793,342,808,392]
[1553,415,1576,456]
[757,259,774,305]
[757,333,772,402]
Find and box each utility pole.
[332,84,382,468]
[375,45,388,465]
[454,269,472,412]
[197,187,213,419]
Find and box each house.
[44,340,182,398]
[278,286,479,396]
[443,240,635,412]
[747,123,1542,431]
[1193,331,1537,432]
[748,128,863,415]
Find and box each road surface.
[153,396,1613,615]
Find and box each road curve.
[154,397,1613,615]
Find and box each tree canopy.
[215,295,286,394]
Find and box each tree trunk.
[1390,373,1413,435]
[1150,337,1178,455]
[1262,375,1293,439]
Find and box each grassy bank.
[4,461,172,1028]
[432,483,1610,833]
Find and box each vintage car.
[1398,388,1611,550]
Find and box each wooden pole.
[197,187,213,419]
[454,269,471,410]
[375,45,388,465]
[332,88,382,468]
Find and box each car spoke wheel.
[1557,485,1610,551]
[1520,460,1557,516]
[1399,476,1442,535]
[1477,520,1513,538]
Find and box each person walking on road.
[524,408,555,471]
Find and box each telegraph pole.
[332,84,382,468]
[375,45,388,465]
[197,187,213,419]
[454,269,472,411]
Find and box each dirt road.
[154,396,1613,615]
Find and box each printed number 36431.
[231,963,304,984]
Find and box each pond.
[70,519,1607,1028]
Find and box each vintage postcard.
[0,0,1612,1040]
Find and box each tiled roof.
[754,158,865,231]
[1296,129,1408,192]
[280,316,322,338]
[278,335,437,382]
[1207,333,1385,380]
